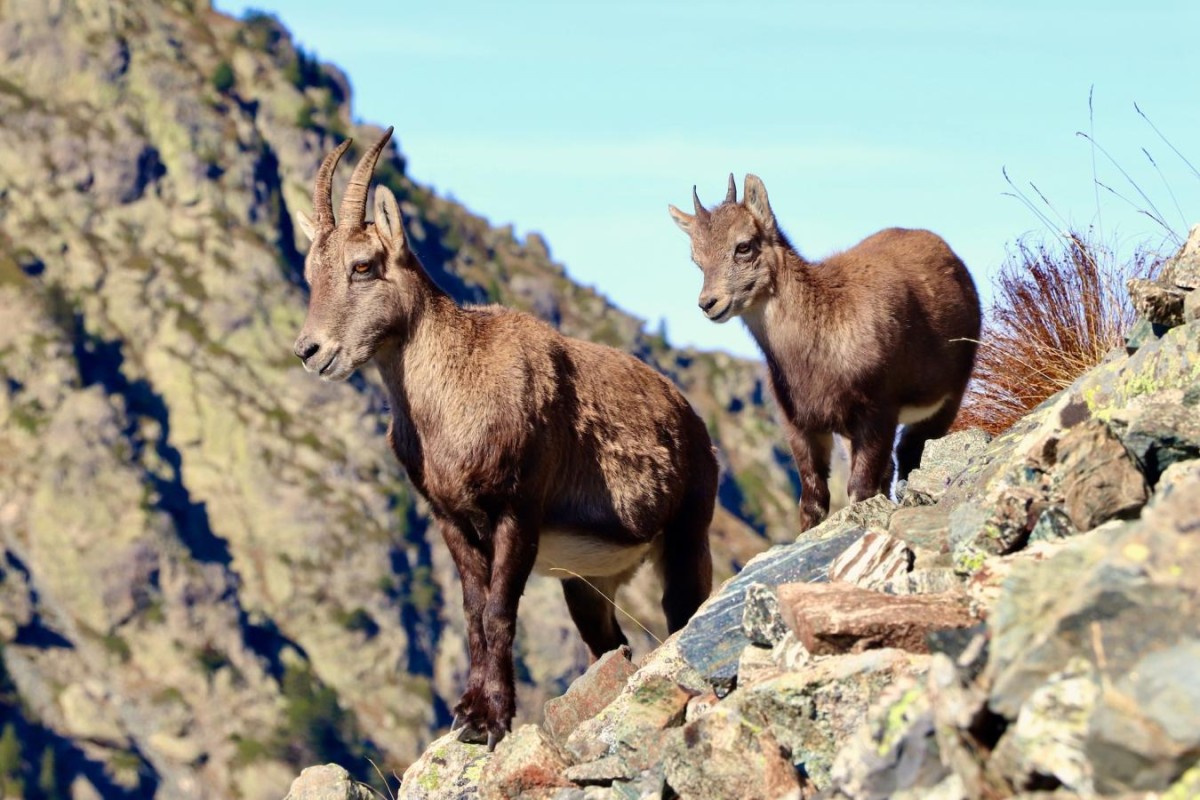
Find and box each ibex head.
[293,127,420,381]
[668,173,781,323]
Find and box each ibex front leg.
[787,424,833,532]
[437,515,492,739]
[479,511,538,749]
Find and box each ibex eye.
[735,242,753,256]
[352,261,372,275]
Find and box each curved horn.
[692,185,709,218]
[338,126,394,227]
[725,172,737,204]
[313,138,353,230]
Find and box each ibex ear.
[743,174,776,232]
[667,204,695,235]
[373,185,408,252]
[295,210,317,243]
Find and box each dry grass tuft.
[955,230,1163,435]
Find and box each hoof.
[455,722,488,745]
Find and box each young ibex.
[669,174,980,531]
[293,129,717,748]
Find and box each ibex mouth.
[706,300,733,323]
[316,348,342,378]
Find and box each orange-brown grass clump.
[956,230,1164,435]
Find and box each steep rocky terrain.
[293,232,1200,798]
[0,2,802,798]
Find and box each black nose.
[294,338,319,362]
[699,295,719,313]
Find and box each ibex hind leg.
[562,574,630,659]
[655,483,716,633]
[896,390,966,481]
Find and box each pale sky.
[218,1,1200,357]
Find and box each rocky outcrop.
[372,238,1200,798]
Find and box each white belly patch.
[533,531,653,578]
[899,395,949,425]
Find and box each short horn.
[313,138,352,230]
[692,185,709,217]
[338,125,394,227]
[725,172,737,204]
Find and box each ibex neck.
[372,287,468,424]
[741,246,819,357]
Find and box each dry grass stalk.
[956,230,1163,435]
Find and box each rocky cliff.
[291,234,1200,799]
[0,2,802,798]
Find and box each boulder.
[663,706,804,800]
[1055,418,1149,531]
[903,428,993,506]
[565,636,701,766]
[285,764,376,800]
[776,582,976,656]
[827,529,914,590]
[823,679,949,800]
[1110,397,1200,487]
[726,648,929,788]
[543,646,636,745]
[741,582,789,647]
[677,517,864,692]
[988,657,1100,794]
[1128,279,1187,328]
[986,471,1200,793]
[882,568,963,596]
[398,732,490,800]
[887,505,952,565]
[479,725,573,800]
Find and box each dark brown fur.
[293,129,716,747]
[670,174,980,531]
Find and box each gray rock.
[882,568,963,596]
[663,706,803,800]
[398,732,489,800]
[1128,278,1187,328]
[1056,419,1149,531]
[828,529,914,590]
[564,636,699,765]
[1087,638,1200,794]
[1028,506,1077,543]
[678,523,863,692]
[1124,317,1168,354]
[986,472,1200,793]
[888,505,952,564]
[544,646,636,745]
[1112,399,1200,487]
[823,679,949,800]
[479,724,574,799]
[1161,223,1200,291]
[726,648,929,788]
[741,582,789,647]
[904,429,993,505]
[947,492,1037,573]
[989,657,1099,794]
[285,764,375,800]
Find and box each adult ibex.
[670,174,980,531]
[293,128,716,747]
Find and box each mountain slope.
[0,1,799,797]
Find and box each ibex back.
[293,128,717,747]
[670,174,980,531]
